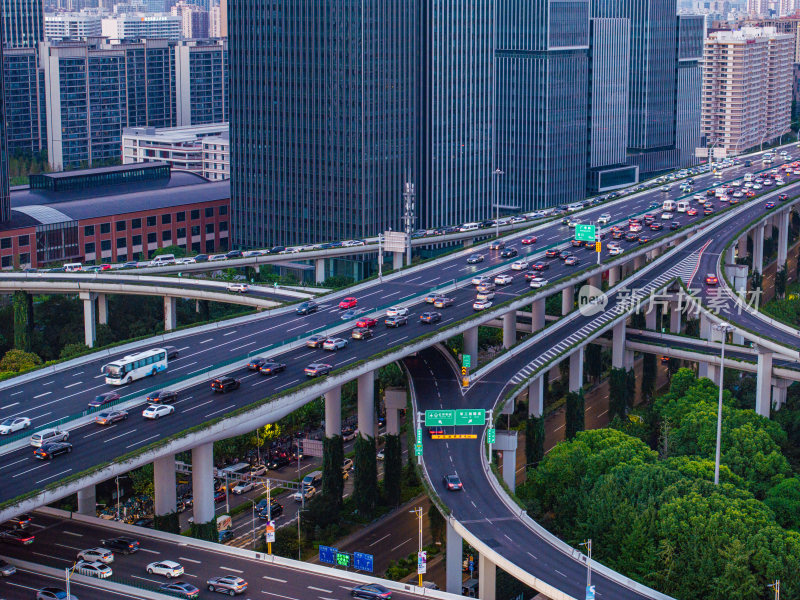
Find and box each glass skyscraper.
[229,1,417,248]
[0,30,10,222]
[494,0,590,211]
[1,0,44,49]
[2,47,46,155]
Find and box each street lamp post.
[768,580,780,600]
[115,475,121,520]
[410,506,423,587]
[493,168,504,239]
[580,539,592,599]
[712,322,734,485]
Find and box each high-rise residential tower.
[1,0,44,49]
[229,1,417,248]
[0,29,10,222]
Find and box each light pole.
[410,506,423,587]
[115,475,121,520]
[580,539,592,599]
[768,580,780,600]
[712,322,734,485]
[493,168,504,239]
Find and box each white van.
[459,223,479,232]
[662,200,676,212]
[150,254,176,266]
[676,200,689,213]
[743,173,753,182]
[64,263,83,272]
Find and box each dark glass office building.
[229,1,417,248]
[494,0,590,211]
[1,0,44,49]
[0,32,11,223]
[2,47,46,155]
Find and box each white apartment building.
[700,27,792,158]
[101,13,181,40]
[45,14,103,39]
[209,4,223,37]
[122,123,229,180]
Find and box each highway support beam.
[528,377,543,418]
[97,293,108,326]
[446,522,463,595]
[561,286,574,316]
[607,265,620,287]
[753,223,765,275]
[645,303,657,330]
[191,442,215,526]
[164,297,177,331]
[737,235,748,261]
[464,326,478,369]
[569,347,584,392]
[77,485,95,516]
[772,380,789,412]
[698,362,719,386]
[588,273,602,290]
[393,251,403,271]
[669,301,681,334]
[612,321,626,369]
[778,209,790,266]
[324,386,342,438]
[79,291,97,348]
[384,388,406,436]
[530,298,545,333]
[315,259,325,285]
[154,454,177,517]
[478,554,496,600]
[756,349,773,418]
[494,431,518,494]
[502,311,515,349]
[357,370,375,439]
[633,255,645,270]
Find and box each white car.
[232,481,255,495]
[75,560,112,579]
[209,254,227,261]
[242,250,265,257]
[693,194,703,201]
[629,223,642,233]
[661,212,674,220]
[146,561,184,578]
[142,404,174,420]
[0,417,31,435]
[509,216,526,224]
[280,247,301,254]
[730,180,741,187]
[342,240,365,247]
[472,275,490,286]
[494,274,513,285]
[322,338,348,351]
[174,257,196,265]
[529,277,548,288]
[473,299,493,311]
[510,260,529,271]
[386,306,409,317]
[609,246,623,256]
[77,548,114,564]
[597,214,611,225]
[227,283,249,293]
[476,290,495,301]
[291,486,317,503]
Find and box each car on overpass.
[88,391,120,409]
[161,581,200,598]
[443,474,464,491]
[146,390,178,404]
[206,575,248,595]
[102,537,140,554]
[351,327,373,340]
[74,560,112,579]
[385,315,408,328]
[94,410,128,425]
[386,306,409,317]
[473,299,492,311]
[510,259,529,270]
[466,254,485,264]
[247,357,271,371]
[295,301,319,315]
[259,361,286,376]
[544,248,561,258]
[35,588,76,600]
[351,583,393,599]
[355,316,378,328]
[306,334,327,348]
[705,273,719,286]
[529,277,548,288]
[338,297,358,309]
[420,312,442,324]
[472,275,491,286]
[494,274,513,285]
[434,296,454,308]
[0,527,35,544]
[77,547,114,564]
[499,247,518,258]
[531,262,548,271]
[211,376,241,393]
[323,338,348,351]
[304,363,332,377]
[521,236,537,244]
[147,560,185,578]
[226,283,249,293]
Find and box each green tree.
[252,424,281,465]
[776,264,788,299]
[764,477,800,530]
[129,464,154,497]
[641,354,657,401]
[625,367,636,411]
[13,291,32,351]
[353,436,379,517]
[428,505,446,546]
[383,434,402,507]
[60,343,89,360]
[608,367,628,421]
[153,245,187,258]
[751,270,763,293]
[585,343,603,384]
[565,388,585,440]
[525,415,545,469]
[321,435,344,508]
[0,348,42,372]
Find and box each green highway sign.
[416,428,423,444]
[575,223,597,243]
[487,428,496,444]
[415,443,423,457]
[462,354,471,368]
[455,409,486,426]
[425,410,455,426]
[336,552,351,567]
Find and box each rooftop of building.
[3,162,229,231]
[123,122,229,144]
[708,25,793,40]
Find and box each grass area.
[762,281,800,326]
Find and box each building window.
[177,211,186,222]
[18,235,29,247]
[84,225,95,237]
[147,216,157,227]
[177,228,186,239]
[116,221,126,232]
[191,209,200,220]
[101,240,111,251]
[19,253,30,265]
[162,230,172,241]
[205,223,215,235]
[161,214,172,225]
[205,240,215,253]
[0,238,11,250]
[205,207,214,218]
[117,254,127,263]
[1,256,10,268]
[191,225,200,236]
[219,205,228,215]
[132,218,142,229]
[85,242,95,254]
[147,232,157,244]
[220,221,228,232]
[117,238,126,248]
[100,223,111,235]
[132,235,142,246]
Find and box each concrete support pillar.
[164,296,177,332]
[80,292,97,348]
[191,442,215,525]
[463,238,473,248]
[588,273,602,290]
[530,298,545,333]
[698,361,719,385]
[612,321,626,368]
[446,522,463,595]
[725,245,735,265]
[502,311,515,349]
[669,302,681,334]
[393,251,403,271]
[645,304,657,330]
[154,454,177,516]
[562,286,574,316]
[778,210,790,266]
[324,386,342,438]
[315,259,325,284]
[384,388,406,436]
[77,485,96,516]
[478,554,496,600]
[357,371,375,438]
[700,313,711,340]
[528,377,543,418]
[633,255,645,270]
[569,347,584,392]
[737,235,748,260]
[607,265,621,287]
[463,326,479,369]
[732,331,745,346]
[756,350,773,418]
[97,293,108,326]
[494,431,518,494]
[772,381,789,411]
[753,224,765,275]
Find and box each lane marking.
[63,531,83,537]
[261,592,301,600]
[178,556,202,564]
[137,548,161,554]
[368,533,391,547]
[36,468,73,484]
[307,586,332,593]
[64,382,82,389]
[263,575,287,583]
[104,429,137,443]
[126,434,160,449]
[33,551,72,562]
[33,392,51,398]
[0,402,19,409]
[12,464,48,478]
[219,566,244,573]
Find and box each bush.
[0,349,42,372]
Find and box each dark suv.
[257,499,284,520]
[102,537,140,554]
[88,391,120,409]
[146,390,178,403]
[296,301,319,315]
[211,377,241,393]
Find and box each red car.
[779,194,789,201]
[355,317,377,328]
[687,208,698,216]
[531,262,549,271]
[521,236,537,245]
[338,297,358,309]
[705,273,718,286]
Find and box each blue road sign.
[354,552,374,573]
[586,585,596,600]
[319,545,338,565]
[469,559,474,574]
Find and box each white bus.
[662,200,676,212]
[676,200,689,213]
[103,348,168,385]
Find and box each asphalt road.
[0,565,156,600]
[1,152,799,507]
